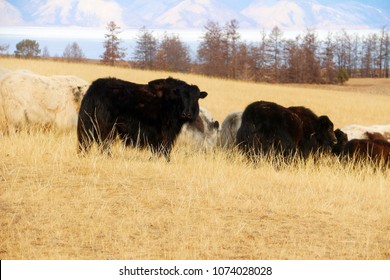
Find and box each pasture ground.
[0,58,390,259]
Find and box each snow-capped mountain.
[241,0,389,29]
[154,0,247,28]
[2,0,389,29]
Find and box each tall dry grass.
[1,57,390,259]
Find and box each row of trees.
[3,20,389,84]
[1,39,85,62]
[129,20,389,83]
[100,22,191,72]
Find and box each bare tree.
[235,43,252,80]
[0,43,9,55]
[384,29,390,78]
[361,34,375,77]
[350,34,361,78]
[155,33,191,72]
[267,26,284,82]
[101,21,126,66]
[223,19,241,79]
[378,26,388,78]
[133,26,158,69]
[301,28,321,83]
[63,42,85,62]
[333,30,355,78]
[248,30,269,82]
[197,21,225,77]
[320,32,337,83]
[285,36,303,83]
[42,46,50,58]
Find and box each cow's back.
[77,77,208,160]
[219,111,242,149]
[289,105,336,157]
[344,139,390,164]
[341,124,390,142]
[237,101,303,157]
[0,72,88,132]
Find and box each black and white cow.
[179,106,219,149]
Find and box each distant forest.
[132,20,389,84]
[2,19,389,84]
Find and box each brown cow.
[288,106,337,158]
[364,132,387,141]
[333,129,390,165]
[343,139,390,165]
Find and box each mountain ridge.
[2,0,389,29]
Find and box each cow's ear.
[213,120,220,129]
[72,86,82,103]
[148,81,165,98]
[318,115,332,127]
[199,91,208,99]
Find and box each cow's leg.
[161,145,171,162]
[77,133,93,154]
[77,117,94,154]
[96,124,116,156]
[148,141,171,162]
[160,133,175,162]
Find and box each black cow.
[77,77,207,161]
[288,106,337,158]
[332,129,349,155]
[333,129,390,165]
[236,101,303,160]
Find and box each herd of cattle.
[0,69,389,165]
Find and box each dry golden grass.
[1,57,390,259]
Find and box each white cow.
[178,106,220,149]
[341,124,390,142]
[218,111,243,149]
[0,68,33,77]
[0,72,89,134]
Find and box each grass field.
[1,57,390,259]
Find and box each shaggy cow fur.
[219,111,243,149]
[236,101,303,160]
[333,129,390,166]
[0,72,88,134]
[178,106,219,149]
[288,106,337,158]
[77,77,207,161]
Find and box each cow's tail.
[77,108,94,154]
[77,85,98,154]
[77,80,116,155]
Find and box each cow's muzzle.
[181,112,193,120]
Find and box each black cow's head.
[177,84,208,121]
[316,115,337,147]
[332,129,348,155]
[334,129,348,145]
[149,77,207,121]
